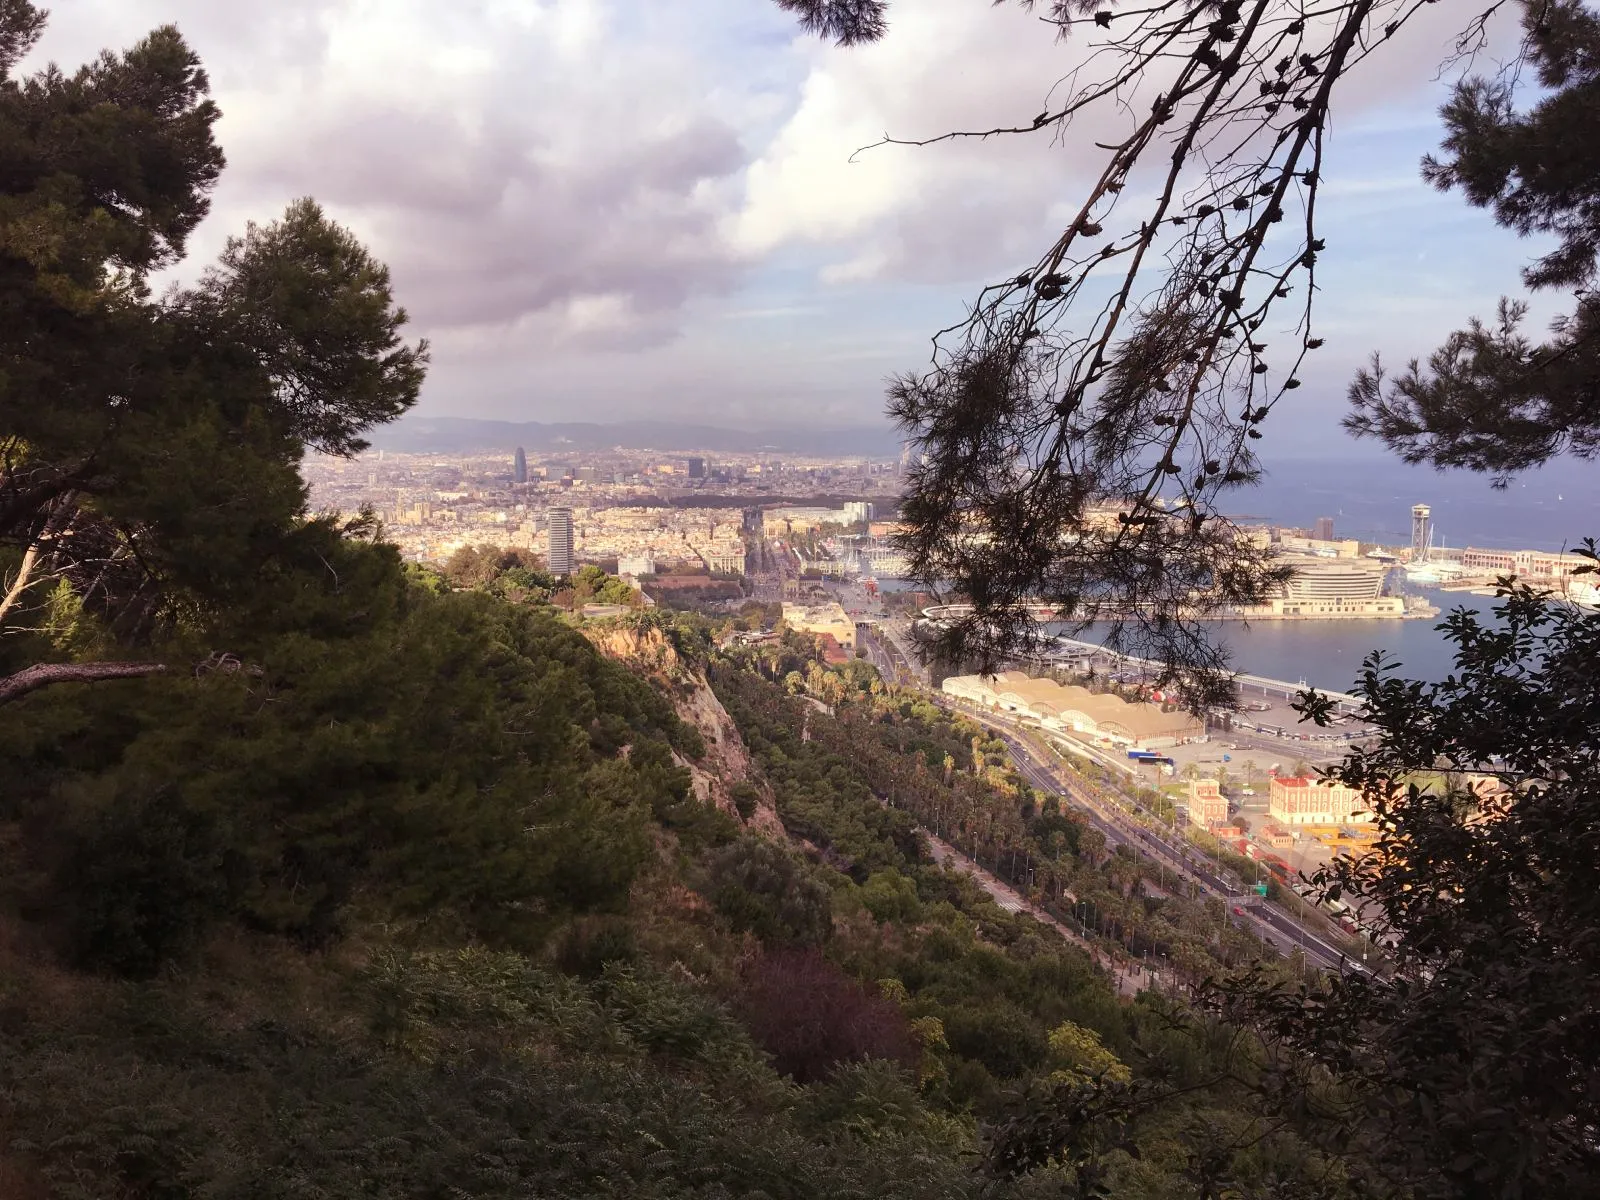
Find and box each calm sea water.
[1188,588,1497,693]
[1240,454,1600,552]
[878,451,1598,687]
[1034,587,1498,693]
[1183,452,1594,687]
[879,581,1503,691]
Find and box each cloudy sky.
[31,0,1533,450]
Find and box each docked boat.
[1403,527,1469,584]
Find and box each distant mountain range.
[369,416,906,458]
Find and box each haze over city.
[26,0,1540,451]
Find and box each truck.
[1127,749,1175,766]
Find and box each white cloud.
[17,0,1534,430]
[27,0,791,352]
[733,0,1527,288]
[733,0,1093,281]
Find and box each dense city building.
[300,446,901,569]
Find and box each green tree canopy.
[1346,0,1600,480]
[0,0,425,704]
[1270,570,1600,1197]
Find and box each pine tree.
[1346,0,1600,480]
[0,1,426,704]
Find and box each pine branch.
[0,660,168,706]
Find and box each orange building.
[1268,775,1370,826]
[1187,779,1228,827]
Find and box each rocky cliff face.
[586,620,782,835]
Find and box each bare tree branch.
[0,659,168,707]
[775,0,1510,702]
[0,489,79,628]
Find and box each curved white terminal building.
[1227,556,1406,619]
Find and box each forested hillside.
[0,562,1373,1198]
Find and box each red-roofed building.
[817,633,852,665]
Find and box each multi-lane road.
[978,716,1361,972]
[814,586,1365,975]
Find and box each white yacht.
[1567,578,1600,612]
[1403,528,1469,584]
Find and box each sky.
[27,0,1538,453]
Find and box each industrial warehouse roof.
[955,671,1202,740]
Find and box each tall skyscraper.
[546,507,575,576]
[513,446,527,484]
[1313,516,1334,542]
[681,456,706,479]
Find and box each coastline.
[1205,609,1435,621]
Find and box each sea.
[1237,453,1600,552]
[1177,588,1493,694]
[879,452,1600,692]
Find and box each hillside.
[4,5,1595,1195]
[0,553,1384,1198]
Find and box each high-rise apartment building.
[546,507,575,576]
[843,500,874,525]
[1313,516,1334,542]
[513,446,527,484]
[681,456,706,479]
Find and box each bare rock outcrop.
[586,618,782,835]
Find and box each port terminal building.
[1226,556,1405,619]
[941,671,1203,747]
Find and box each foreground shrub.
[735,949,918,1084]
[705,836,832,947]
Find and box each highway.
[957,708,1356,973]
[837,592,1362,973]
